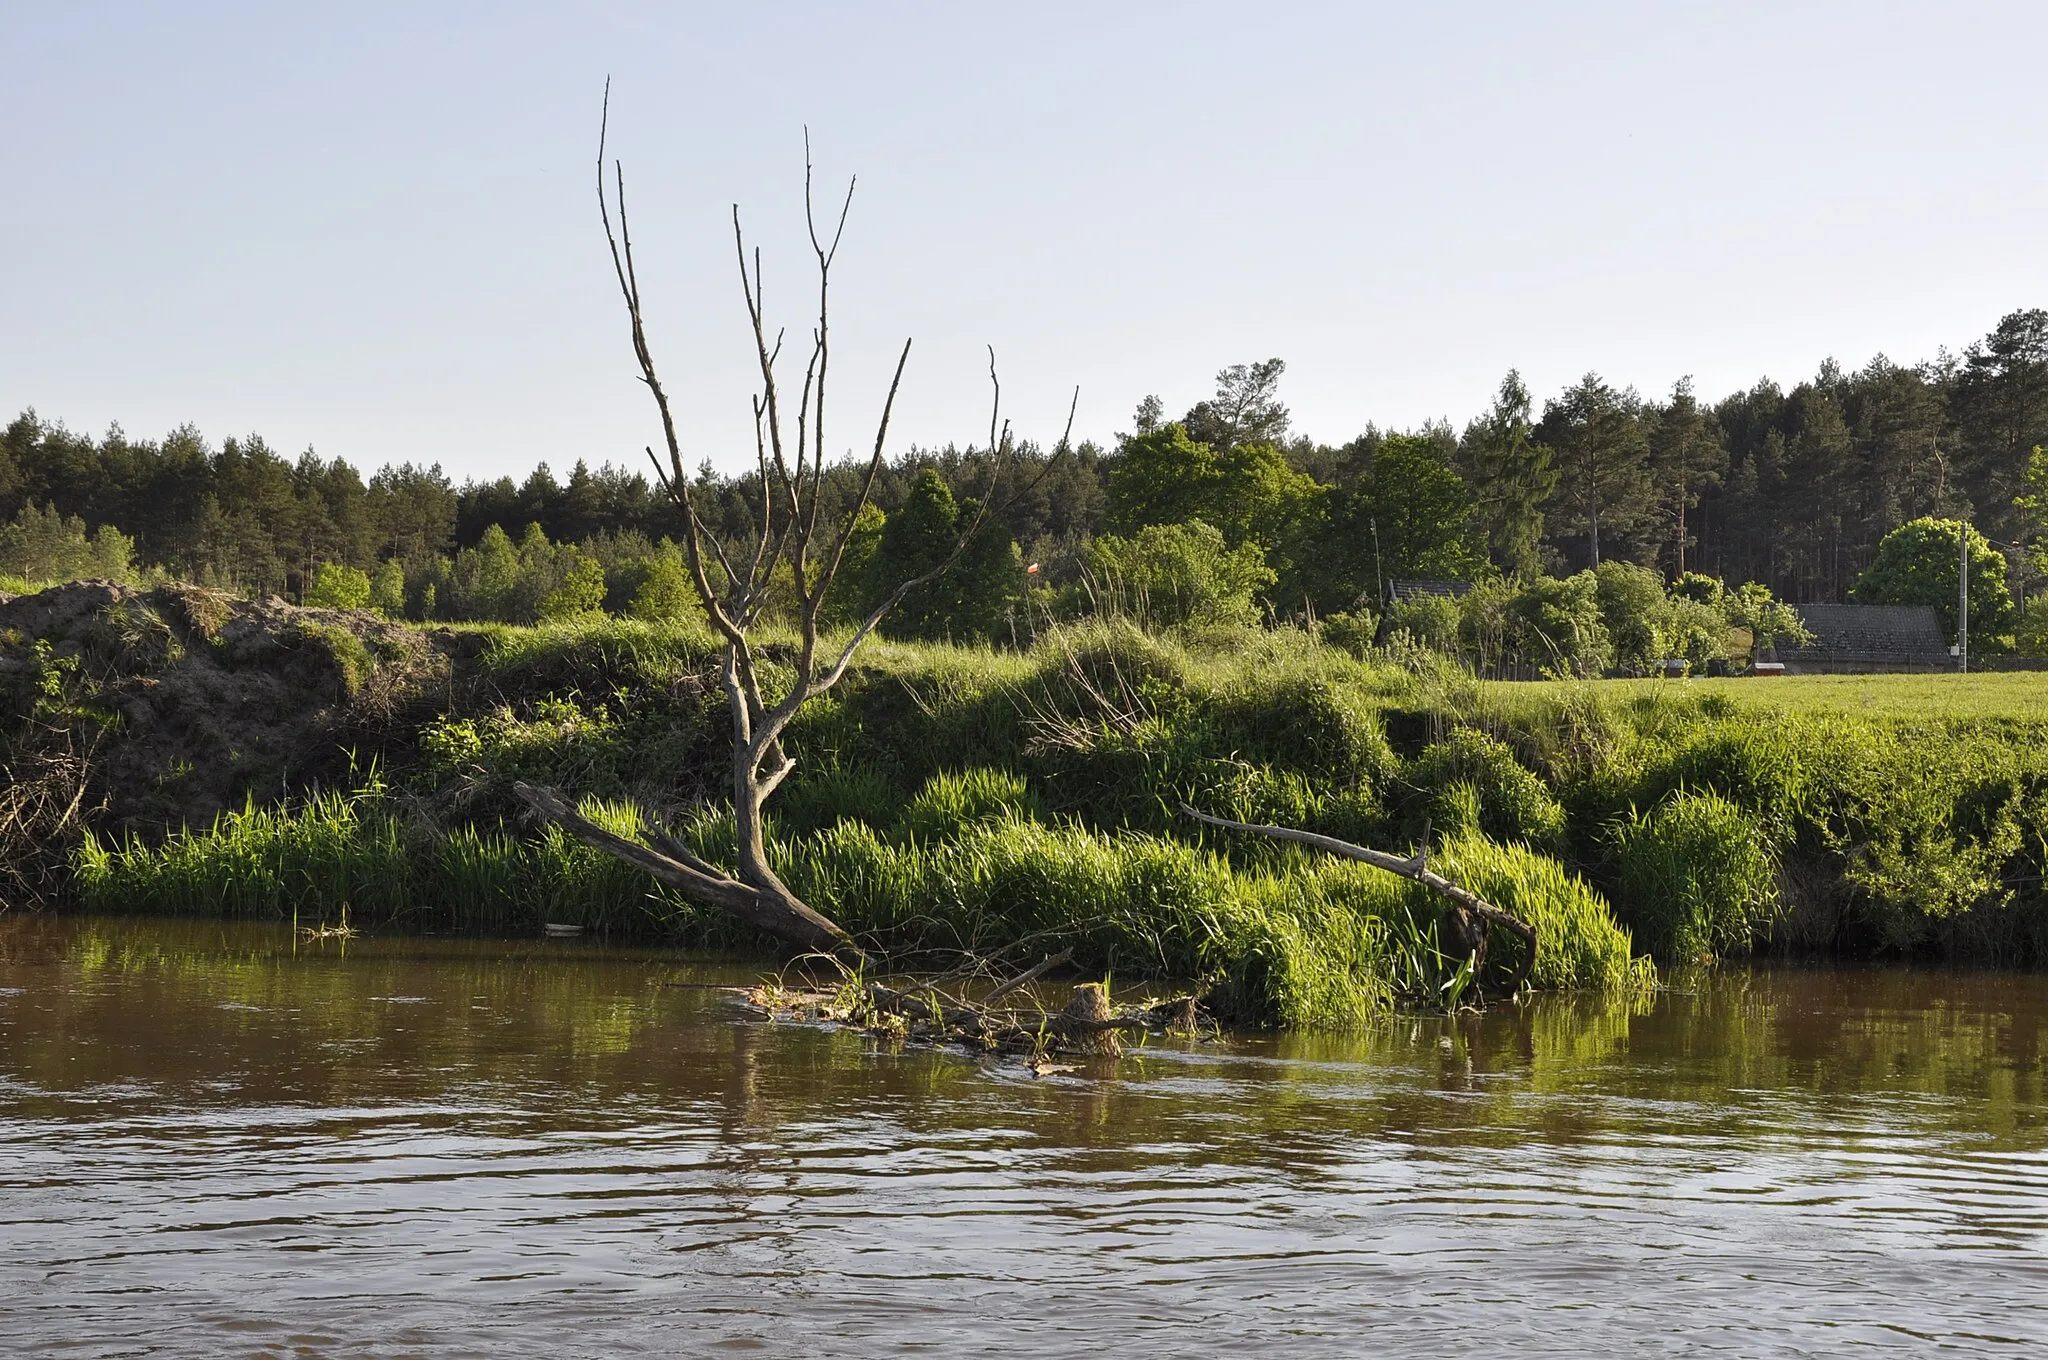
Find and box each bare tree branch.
[542,89,1077,953]
[1180,804,1538,998]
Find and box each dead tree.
[516,90,1070,953]
[1180,805,1538,997]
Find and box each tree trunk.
[512,781,850,953]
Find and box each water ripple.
[5,921,2048,1355]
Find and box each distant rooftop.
[1782,603,1951,671]
[1386,579,1473,604]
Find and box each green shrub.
[1503,571,1611,677]
[1318,610,1379,658]
[1087,518,1274,629]
[1384,593,1461,655]
[1206,673,1396,785]
[1604,713,1818,849]
[1408,727,1567,851]
[1611,791,1779,962]
[463,615,721,694]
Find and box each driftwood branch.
[860,976,1160,1047]
[978,948,1073,1006]
[746,947,1205,1058]
[1180,804,1537,998]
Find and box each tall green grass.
[72,779,1649,1027]
[73,788,686,936]
[1609,791,1780,963]
[1433,834,1652,991]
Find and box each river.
[2,915,2045,1356]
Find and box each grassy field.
[1512,671,2048,719]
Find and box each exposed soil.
[0,581,457,841]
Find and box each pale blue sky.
[5,2,2045,481]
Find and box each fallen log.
[1180,804,1537,999]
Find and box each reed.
[73,786,410,924]
[1609,790,1780,963]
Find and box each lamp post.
[1960,522,1969,675]
[1961,529,2025,677]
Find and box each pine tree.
[1458,370,1556,575]
[1647,377,1726,577]
[1537,374,1653,569]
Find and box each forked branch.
[554,85,1077,954]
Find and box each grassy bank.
[17,588,2048,1024]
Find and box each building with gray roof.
[1778,603,1952,673]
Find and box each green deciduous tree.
[1106,424,1219,537]
[2016,593,2048,657]
[304,561,372,611]
[1106,420,1323,617]
[627,547,695,622]
[2016,444,2048,578]
[1313,433,1482,608]
[540,551,608,621]
[1088,518,1274,629]
[1504,571,1611,677]
[449,523,521,620]
[1726,581,1813,665]
[368,559,406,618]
[1594,560,1668,673]
[1850,517,2015,648]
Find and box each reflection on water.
[3,917,2046,1356]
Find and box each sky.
[5,2,2047,483]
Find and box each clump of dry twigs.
[740,943,1213,1058]
[0,649,108,908]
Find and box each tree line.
[4,308,2045,636]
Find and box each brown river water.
[2,915,2046,1357]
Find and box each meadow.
[1549,671,2048,720]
